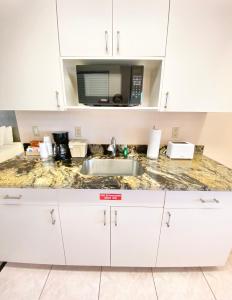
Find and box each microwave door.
[77,71,110,106]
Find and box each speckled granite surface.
[0,148,232,191]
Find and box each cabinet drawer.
[165,191,232,209]
[0,188,58,205]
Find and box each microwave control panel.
[130,66,144,104]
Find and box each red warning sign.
[99,193,122,200]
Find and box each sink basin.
[80,158,144,176]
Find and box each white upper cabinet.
[113,0,169,57]
[57,0,169,57]
[161,0,232,112]
[0,0,63,110]
[57,0,113,57]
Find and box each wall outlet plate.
[172,127,179,139]
[75,126,81,137]
[32,126,40,137]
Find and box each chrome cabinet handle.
[164,92,169,109]
[105,30,109,53]
[55,91,60,109]
[50,209,56,225]
[117,31,120,54]
[3,195,22,200]
[114,210,118,226]
[199,198,220,204]
[104,210,106,226]
[166,211,171,228]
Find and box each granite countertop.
[0,145,232,191]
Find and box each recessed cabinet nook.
[0,0,231,111]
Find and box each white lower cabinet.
[111,207,163,267]
[60,205,110,266]
[1,189,231,268]
[157,206,232,267]
[0,204,65,264]
[59,205,163,267]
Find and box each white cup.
[39,142,49,159]
[43,136,53,156]
[43,136,51,143]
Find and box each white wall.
[198,113,232,168]
[16,111,206,146]
[15,111,232,168]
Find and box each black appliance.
[76,64,144,106]
[52,131,71,161]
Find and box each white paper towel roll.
[147,127,161,159]
[0,126,5,146]
[4,126,13,144]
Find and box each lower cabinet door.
[111,207,163,267]
[0,205,65,264]
[157,209,232,267]
[60,205,110,266]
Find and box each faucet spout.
[107,137,117,157]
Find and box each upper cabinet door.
[57,0,112,57]
[162,0,232,112]
[113,0,169,57]
[0,0,63,111]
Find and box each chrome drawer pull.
[166,211,171,228]
[55,90,60,109]
[3,195,22,200]
[105,30,109,53]
[103,210,106,226]
[199,198,220,204]
[164,92,169,109]
[50,209,56,225]
[114,210,118,226]
[117,31,120,54]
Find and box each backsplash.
[15,111,206,146]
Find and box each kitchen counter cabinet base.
[0,204,65,265]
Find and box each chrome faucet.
[107,137,117,157]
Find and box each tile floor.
[0,255,232,300]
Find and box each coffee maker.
[52,131,71,161]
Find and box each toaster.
[166,141,195,159]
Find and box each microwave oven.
[76,64,144,106]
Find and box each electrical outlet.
[172,127,179,139]
[75,126,81,137]
[32,126,40,137]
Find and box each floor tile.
[40,266,101,300]
[153,267,215,300]
[202,262,232,300]
[99,267,157,300]
[0,263,51,300]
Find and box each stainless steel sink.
[80,158,144,176]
